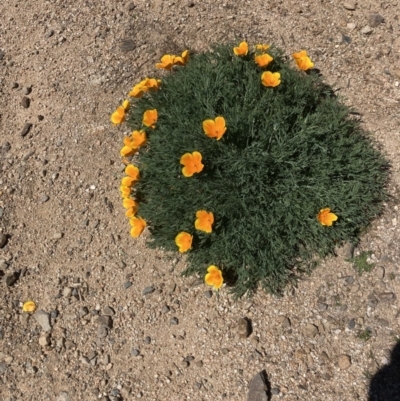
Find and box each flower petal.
[125,165,140,180]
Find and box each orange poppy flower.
[120,145,136,157]
[174,50,189,65]
[120,185,130,198]
[110,100,130,125]
[129,78,161,98]
[130,216,147,237]
[180,151,204,177]
[317,208,338,226]
[195,210,214,233]
[202,116,227,140]
[130,130,147,148]
[156,54,175,70]
[125,164,140,181]
[123,198,138,209]
[175,231,193,252]
[204,265,223,290]
[292,50,314,71]
[125,207,136,218]
[261,71,281,87]
[233,41,248,56]
[143,109,158,128]
[255,53,274,68]
[255,44,270,52]
[121,176,135,187]
[22,300,37,313]
[111,106,126,125]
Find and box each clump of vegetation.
[349,251,376,276]
[358,328,373,341]
[111,42,388,297]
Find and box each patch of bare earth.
[1,0,400,400]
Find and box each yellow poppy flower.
[205,265,223,290]
[129,84,145,98]
[130,130,147,148]
[202,116,227,140]
[261,71,281,87]
[180,151,204,177]
[233,41,248,56]
[121,176,135,187]
[143,109,158,128]
[120,145,136,157]
[129,78,162,98]
[292,50,314,71]
[110,106,126,125]
[255,53,274,68]
[130,216,147,237]
[317,208,338,226]
[156,54,175,70]
[120,185,131,198]
[255,44,270,51]
[122,100,130,111]
[22,300,36,313]
[125,207,136,218]
[174,50,189,65]
[195,210,214,233]
[123,198,137,209]
[175,232,193,252]
[125,164,140,181]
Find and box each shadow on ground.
[368,341,400,401]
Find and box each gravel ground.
[1,0,400,400]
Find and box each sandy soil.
[1,0,400,400]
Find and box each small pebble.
[103,306,115,316]
[237,317,251,338]
[170,317,179,325]
[20,123,32,137]
[142,286,155,296]
[34,310,51,332]
[338,354,351,370]
[21,96,30,108]
[131,348,140,357]
[368,13,384,27]
[348,318,356,329]
[361,25,373,34]
[22,87,32,95]
[40,194,49,203]
[204,290,213,299]
[144,336,151,344]
[124,281,132,289]
[0,233,7,249]
[343,1,356,10]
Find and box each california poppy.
[180,151,204,177]
[125,164,140,181]
[204,265,223,290]
[156,54,175,70]
[317,208,338,226]
[143,109,158,128]
[233,41,248,56]
[175,232,193,252]
[261,71,281,87]
[174,50,189,65]
[255,53,273,68]
[130,216,147,237]
[202,116,227,140]
[292,50,314,71]
[195,210,214,233]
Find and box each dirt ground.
[1,0,400,400]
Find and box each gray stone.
[343,1,356,10]
[204,290,213,299]
[361,25,374,34]
[40,194,49,203]
[97,325,108,338]
[238,317,251,338]
[303,323,319,337]
[0,233,8,248]
[120,39,136,53]
[282,317,291,328]
[97,315,112,328]
[170,317,179,325]
[124,281,132,289]
[56,392,70,401]
[20,123,32,137]
[22,87,32,95]
[368,13,384,27]
[162,305,170,314]
[4,272,18,286]
[378,292,395,302]
[78,307,89,317]
[62,287,72,297]
[348,318,356,329]
[271,388,280,395]
[144,336,151,344]
[142,286,155,296]
[131,348,140,356]
[377,318,389,327]
[376,266,385,279]
[221,348,229,355]
[39,333,50,346]
[0,362,7,374]
[338,354,351,370]
[103,306,115,316]
[247,371,269,401]
[21,96,30,108]
[34,310,51,332]
[318,302,328,311]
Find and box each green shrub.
[118,43,388,297]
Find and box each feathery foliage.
[125,43,388,297]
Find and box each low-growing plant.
[111,42,388,297]
[358,328,373,341]
[350,251,376,276]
